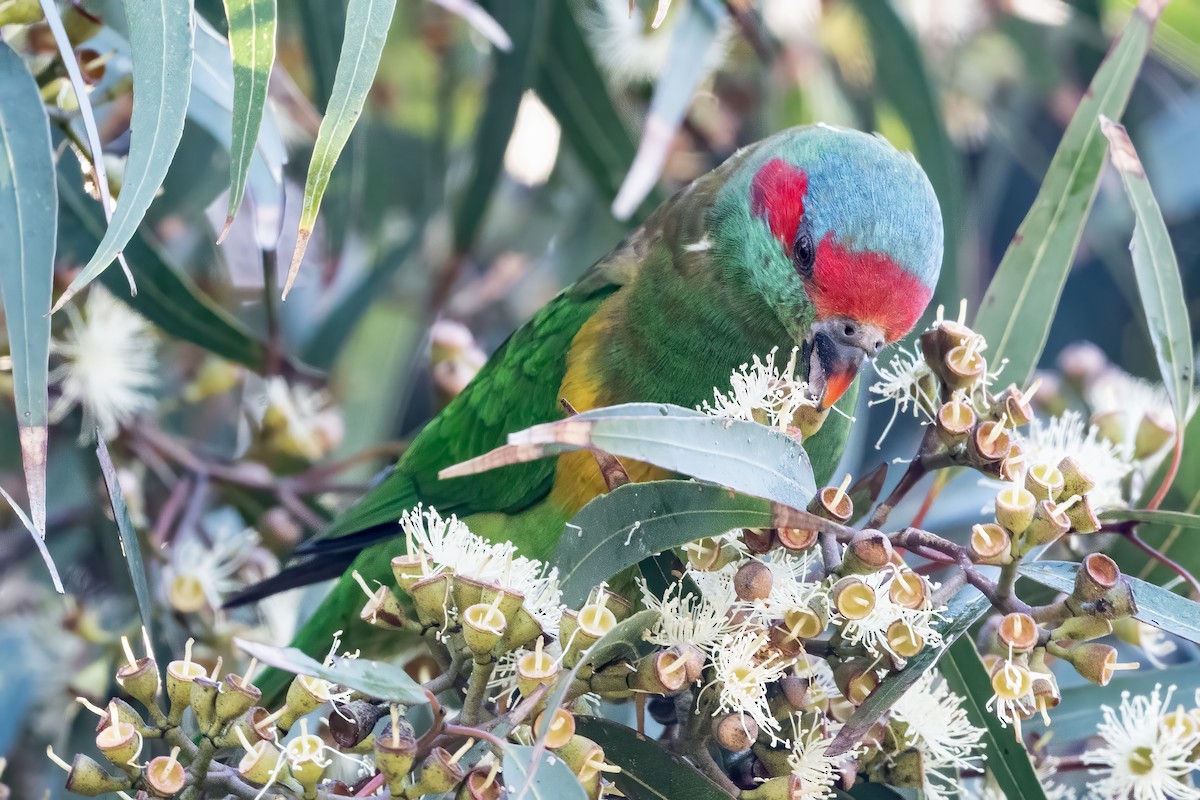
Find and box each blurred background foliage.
[3,0,1200,793]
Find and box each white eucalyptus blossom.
[868,345,938,447]
[784,714,846,799]
[1015,410,1133,510]
[700,347,816,431]
[638,578,736,654]
[735,550,829,629]
[50,286,158,441]
[707,630,793,739]
[1083,684,1200,800]
[891,670,986,800]
[834,567,944,659]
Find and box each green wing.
[322,272,622,541]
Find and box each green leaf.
[191,17,286,251]
[1100,508,1200,530]
[938,638,1048,800]
[574,716,732,800]
[452,0,549,253]
[1098,117,1193,435]
[441,403,816,512]
[551,480,808,607]
[96,434,155,639]
[52,0,196,312]
[0,41,55,540]
[972,4,1162,385]
[583,609,661,670]
[849,0,964,308]
[56,152,269,370]
[827,586,991,756]
[611,0,724,219]
[535,1,652,212]
[234,637,428,704]
[1019,560,1200,645]
[220,0,277,235]
[503,744,589,800]
[284,0,397,296]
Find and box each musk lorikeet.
[241,124,943,703]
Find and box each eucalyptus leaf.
[574,716,732,800]
[442,403,816,512]
[0,41,55,540]
[52,0,196,312]
[97,435,155,640]
[1019,560,1200,644]
[938,638,1048,800]
[503,744,588,800]
[285,0,397,296]
[827,586,991,755]
[973,4,1162,384]
[1100,508,1200,530]
[234,638,428,704]
[221,0,278,236]
[551,480,806,607]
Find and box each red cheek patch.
[750,158,808,247]
[808,234,932,343]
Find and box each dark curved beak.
[805,318,886,411]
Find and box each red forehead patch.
[808,234,932,343]
[750,158,808,246]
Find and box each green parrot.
[238,124,943,703]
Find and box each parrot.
[238,124,944,703]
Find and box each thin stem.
[868,458,929,529]
[1125,530,1200,598]
[460,660,496,726]
[996,558,1021,606]
[1148,432,1183,510]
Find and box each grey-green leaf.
[0,41,56,539]
[503,744,588,800]
[97,434,155,639]
[442,403,816,512]
[1100,508,1200,530]
[1020,560,1200,645]
[551,480,809,608]
[827,586,991,755]
[284,0,397,296]
[583,609,661,670]
[52,0,196,312]
[938,638,1049,800]
[234,638,428,704]
[972,4,1162,384]
[1098,116,1194,433]
[574,716,733,800]
[221,0,277,235]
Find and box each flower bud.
[1135,411,1174,459]
[810,478,853,522]
[741,527,775,555]
[833,658,879,705]
[1057,457,1095,498]
[779,676,811,712]
[1063,643,1138,686]
[116,656,160,709]
[329,700,386,748]
[998,384,1035,428]
[1050,615,1112,642]
[999,441,1026,482]
[971,419,1011,462]
[1057,342,1107,389]
[64,753,133,796]
[95,698,153,739]
[686,537,738,570]
[1071,553,1120,604]
[280,674,334,731]
[734,560,773,601]
[480,584,525,623]
[1021,500,1070,549]
[554,735,610,784]
[516,641,559,697]
[409,573,454,628]
[886,621,925,659]
[875,747,925,789]
[888,571,928,609]
[145,748,186,796]
[285,734,328,788]
[166,655,207,725]
[840,531,893,575]
[996,613,1039,653]
[713,713,757,752]
[793,404,830,439]
[628,649,689,696]
[375,726,418,794]
[994,484,1036,535]
[936,398,975,445]
[458,767,503,800]
[503,606,545,652]
[534,708,576,749]
[770,606,827,655]
[360,586,408,630]
[411,747,466,796]
[190,676,220,733]
[563,603,617,667]
[969,523,1011,565]
[239,740,285,785]
[1024,462,1063,503]
[61,2,102,45]
[462,601,508,657]
[990,660,1033,702]
[0,0,42,25]
[775,527,818,552]
[215,673,262,727]
[740,775,804,800]
[95,713,141,768]
[832,577,876,620]
[1091,410,1126,447]
[391,554,426,592]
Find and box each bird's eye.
[792,223,816,278]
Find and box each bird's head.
[708,124,943,410]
